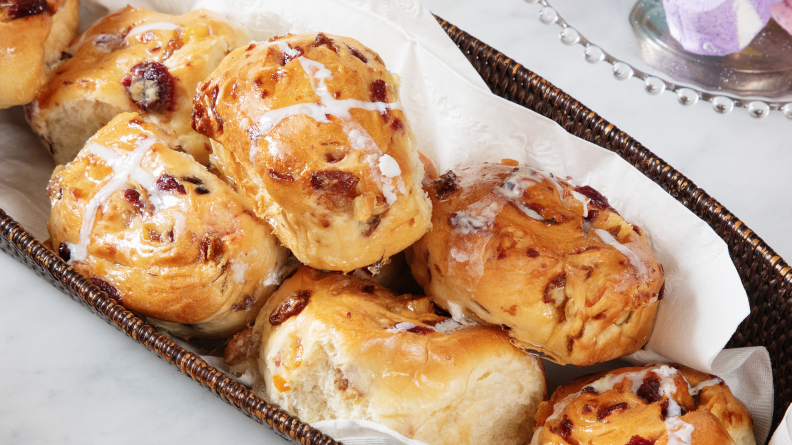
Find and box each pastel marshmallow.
[663,0,783,55]
[771,0,792,35]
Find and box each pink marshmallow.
[771,0,792,34]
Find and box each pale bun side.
[247,267,547,445]
[0,0,79,109]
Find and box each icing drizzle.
[689,377,723,396]
[251,39,406,205]
[68,21,184,54]
[65,137,185,264]
[125,22,184,41]
[545,365,703,445]
[386,321,421,333]
[593,228,649,278]
[447,166,582,283]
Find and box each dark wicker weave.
[0,17,788,445]
[0,212,338,445]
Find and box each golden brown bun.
[0,0,79,109]
[533,365,755,445]
[46,112,289,337]
[25,6,250,165]
[409,162,665,366]
[193,33,432,272]
[243,267,546,445]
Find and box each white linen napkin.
[770,404,792,445]
[0,0,781,442]
[313,420,429,445]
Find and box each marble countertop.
[1,0,789,444]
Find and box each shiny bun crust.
[244,267,546,445]
[533,365,755,445]
[192,33,431,272]
[409,162,665,366]
[46,112,288,337]
[25,6,250,165]
[0,0,79,109]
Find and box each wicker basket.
[0,17,788,445]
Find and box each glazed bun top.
[46,112,288,337]
[533,364,755,445]
[410,161,665,365]
[193,32,431,272]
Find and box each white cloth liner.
[770,404,792,445]
[0,0,782,443]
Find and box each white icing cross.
[545,365,697,445]
[252,40,406,205]
[689,377,723,396]
[65,137,185,264]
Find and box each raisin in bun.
[0,0,79,109]
[192,33,431,272]
[25,6,249,165]
[409,161,665,366]
[46,112,288,337]
[532,365,755,445]
[226,267,546,445]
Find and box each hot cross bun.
[46,112,288,337]
[225,267,546,445]
[192,33,431,272]
[532,364,755,445]
[409,161,665,366]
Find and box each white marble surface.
[1,1,789,444]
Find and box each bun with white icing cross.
[532,364,755,445]
[25,6,250,165]
[192,33,432,272]
[0,0,79,109]
[224,266,546,445]
[409,161,665,366]
[46,112,289,337]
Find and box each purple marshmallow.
[663,0,783,55]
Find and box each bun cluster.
[16,6,754,443]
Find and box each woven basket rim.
[0,209,339,445]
